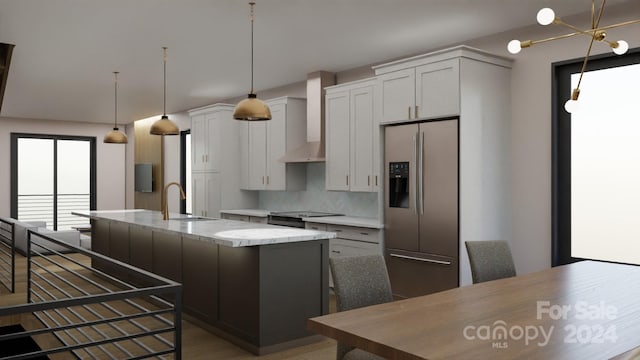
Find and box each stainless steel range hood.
[279,71,335,163]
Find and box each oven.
[267,211,343,228]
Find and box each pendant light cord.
[163,47,167,116]
[250,2,255,94]
[114,71,119,128]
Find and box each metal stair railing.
[0,228,182,360]
[0,218,15,293]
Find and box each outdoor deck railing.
[0,228,182,359]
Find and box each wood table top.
[308,261,640,359]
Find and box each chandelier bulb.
[507,40,522,54]
[612,40,629,55]
[564,99,579,114]
[537,8,556,26]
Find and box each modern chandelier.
[103,71,128,144]
[233,1,272,121]
[507,0,640,113]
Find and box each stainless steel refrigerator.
[384,119,458,298]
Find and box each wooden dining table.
[307,260,640,359]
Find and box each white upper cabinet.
[325,78,378,192]
[241,97,307,191]
[375,52,462,122]
[188,103,258,215]
[415,59,460,119]
[325,90,350,191]
[191,109,225,172]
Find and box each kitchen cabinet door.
[377,68,415,123]
[192,172,221,218]
[191,114,207,171]
[182,235,218,323]
[240,97,306,191]
[248,122,268,189]
[415,58,460,119]
[266,102,286,190]
[191,111,223,172]
[349,85,375,192]
[325,90,350,191]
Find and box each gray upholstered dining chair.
[330,255,392,360]
[465,240,516,284]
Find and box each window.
[553,48,640,266]
[11,134,96,230]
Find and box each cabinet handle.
[331,250,341,254]
[262,176,265,184]
[375,175,378,187]
[368,175,370,186]
[346,175,349,186]
[408,106,412,119]
[415,105,419,118]
[360,232,369,236]
[266,176,269,185]
[334,229,342,232]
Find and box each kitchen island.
[73,210,335,355]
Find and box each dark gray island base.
[82,211,332,355]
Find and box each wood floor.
[0,253,338,360]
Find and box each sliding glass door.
[11,134,96,230]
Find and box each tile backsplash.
[258,163,379,218]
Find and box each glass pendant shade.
[233,93,272,121]
[104,127,128,143]
[151,47,179,135]
[150,115,180,135]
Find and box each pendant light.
[103,71,128,144]
[150,47,179,135]
[233,1,271,121]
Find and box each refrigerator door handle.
[418,131,424,215]
[389,253,452,266]
[412,132,418,215]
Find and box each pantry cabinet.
[325,78,379,192]
[188,104,258,217]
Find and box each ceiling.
[0,0,634,125]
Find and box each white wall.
[464,4,640,275]
[0,117,127,217]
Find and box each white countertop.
[302,216,383,229]
[73,210,335,248]
[219,209,271,217]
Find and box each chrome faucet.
[162,181,186,220]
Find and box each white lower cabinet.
[192,172,221,218]
[306,222,382,287]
